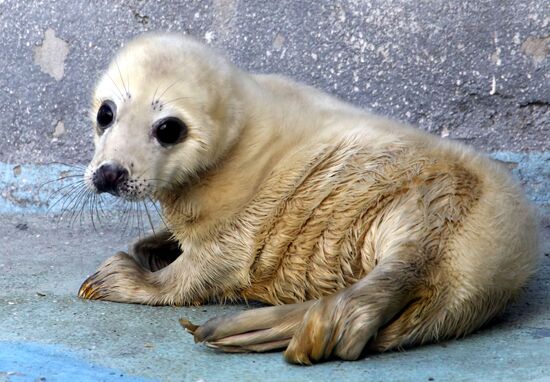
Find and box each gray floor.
[1,212,549,382]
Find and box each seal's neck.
[157,70,418,241]
[158,73,310,238]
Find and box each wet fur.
[79,33,539,364]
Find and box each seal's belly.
[237,142,478,305]
[237,143,410,304]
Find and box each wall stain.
[33,28,69,81]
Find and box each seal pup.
[78,33,538,364]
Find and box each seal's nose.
[93,162,128,195]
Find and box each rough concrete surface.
[0,0,548,165]
[0,1,549,381]
[0,213,549,382]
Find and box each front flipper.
[129,229,181,271]
[181,301,314,353]
[78,251,158,304]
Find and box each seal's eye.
[96,101,116,130]
[153,117,187,146]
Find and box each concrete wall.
[0,0,548,210]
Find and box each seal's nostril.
[103,169,117,184]
[93,163,129,195]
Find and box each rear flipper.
[182,249,432,364]
[181,302,314,353]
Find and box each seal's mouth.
[105,188,121,197]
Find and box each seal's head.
[85,33,245,201]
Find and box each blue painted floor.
[0,342,153,382]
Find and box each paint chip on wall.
[33,28,69,81]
